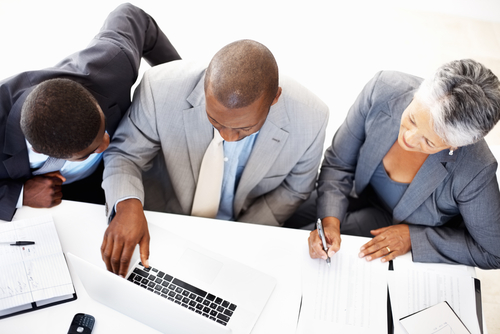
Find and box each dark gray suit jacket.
[318,71,500,269]
[0,3,180,221]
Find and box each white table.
[0,200,308,333]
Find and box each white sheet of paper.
[390,254,480,334]
[0,215,74,311]
[296,234,388,334]
[400,301,471,334]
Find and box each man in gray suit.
[101,40,329,276]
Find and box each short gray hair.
[416,59,500,147]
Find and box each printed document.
[296,234,389,334]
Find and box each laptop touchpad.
[177,248,223,284]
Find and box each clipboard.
[0,215,77,319]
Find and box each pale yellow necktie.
[191,128,224,218]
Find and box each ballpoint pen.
[316,218,331,267]
[0,241,35,246]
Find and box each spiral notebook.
[0,215,76,319]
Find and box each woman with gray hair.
[308,59,500,269]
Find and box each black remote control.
[67,313,95,334]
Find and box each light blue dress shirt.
[216,132,259,220]
[26,140,103,184]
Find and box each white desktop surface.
[0,200,307,334]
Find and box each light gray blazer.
[318,71,500,269]
[103,60,329,226]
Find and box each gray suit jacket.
[103,61,329,226]
[318,71,500,269]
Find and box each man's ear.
[271,87,282,106]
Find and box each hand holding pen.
[316,219,331,266]
[308,216,341,263]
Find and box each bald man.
[102,40,329,276]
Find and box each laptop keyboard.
[126,262,237,326]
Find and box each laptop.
[67,223,276,334]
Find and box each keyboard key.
[182,290,190,297]
[222,300,229,308]
[168,291,176,298]
[217,306,224,312]
[202,300,210,306]
[195,304,203,310]
[189,300,197,307]
[229,303,237,311]
[175,287,183,294]
[223,309,233,317]
[217,313,230,323]
[175,294,182,301]
[155,278,163,284]
[203,307,211,313]
[189,293,196,300]
[196,296,203,303]
[154,285,162,291]
[172,278,207,298]
[128,273,136,281]
[206,294,216,301]
[133,268,149,278]
[148,274,156,280]
[152,268,158,273]
[216,319,227,326]
[210,310,217,316]
[210,303,217,309]
[147,281,156,288]
[157,271,165,279]
[215,297,222,305]
[182,297,190,304]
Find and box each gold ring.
[386,246,391,253]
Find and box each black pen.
[0,241,36,246]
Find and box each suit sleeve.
[316,72,381,221]
[102,73,162,215]
[409,162,500,269]
[238,108,329,226]
[94,3,180,71]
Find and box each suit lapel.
[393,150,456,222]
[356,91,414,192]
[182,76,213,205]
[233,98,290,216]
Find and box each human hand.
[101,199,150,277]
[308,216,341,260]
[358,224,411,262]
[23,172,66,208]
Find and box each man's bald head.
[204,40,279,109]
